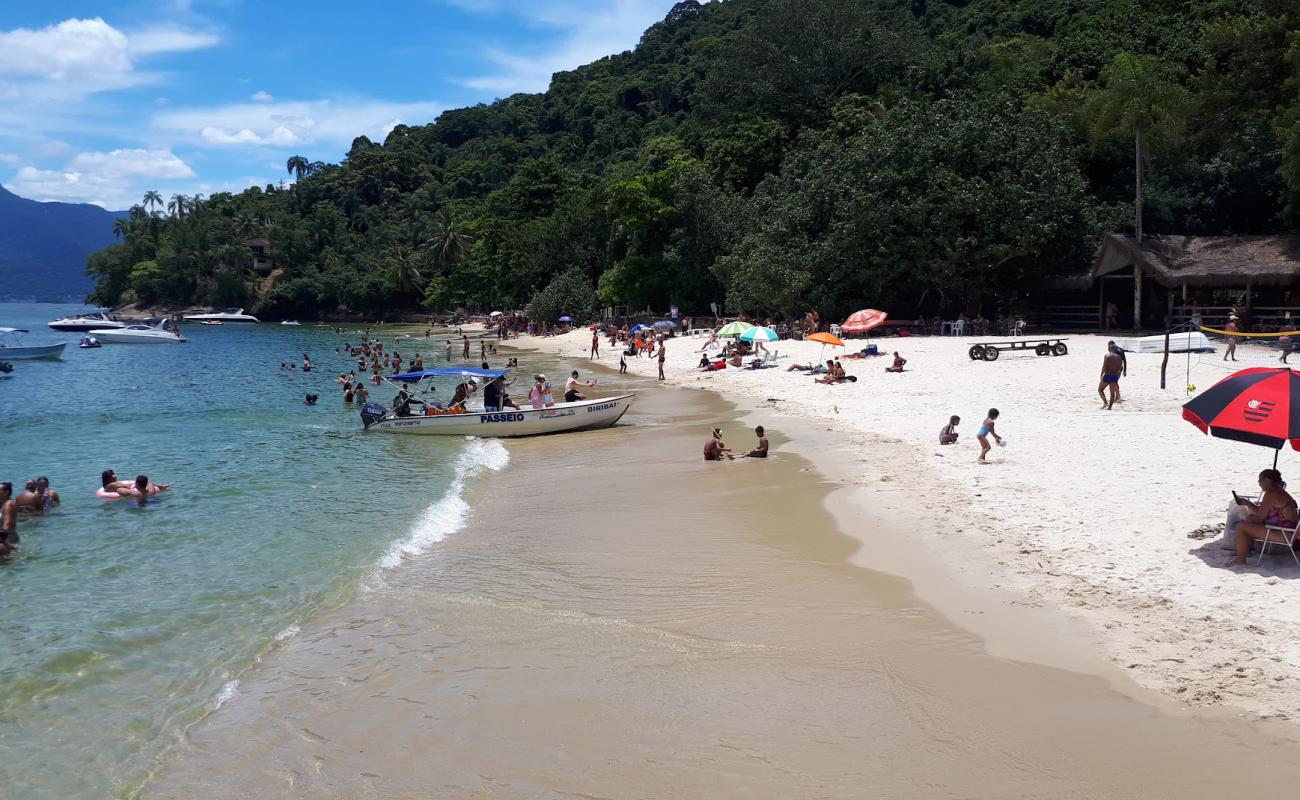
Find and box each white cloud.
[0,153,20,167]
[155,98,444,151]
[250,90,273,102]
[127,25,220,57]
[454,0,674,95]
[8,148,196,209]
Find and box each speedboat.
[0,328,67,359]
[199,320,222,326]
[89,320,187,344]
[48,312,126,332]
[183,307,260,323]
[280,320,301,326]
[79,336,102,349]
[360,368,634,436]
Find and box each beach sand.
[145,359,1300,798]
[518,328,1300,721]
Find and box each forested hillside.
[0,185,123,302]
[86,0,1300,320]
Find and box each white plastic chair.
[1259,518,1300,568]
[952,319,966,336]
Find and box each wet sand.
[147,377,1300,798]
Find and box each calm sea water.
[0,303,507,799]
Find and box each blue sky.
[0,0,684,210]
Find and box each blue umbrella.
[630,324,651,333]
[739,326,778,342]
[653,320,675,328]
[558,315,573,322]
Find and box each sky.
[0,0,686,210]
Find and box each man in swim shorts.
[1099,344,1123,410]
[0,481,18,555]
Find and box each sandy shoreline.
[511,328,1300,721]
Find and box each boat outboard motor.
[360,402,388,428]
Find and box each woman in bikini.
[1230,469,1298,566]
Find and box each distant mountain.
[0,185,125,302]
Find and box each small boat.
[280,320,301,326]
[0,361,13,374]
[183,307,260,323]
[199,320,223,326]
[360,368,634,437]
[47,311,126,332]
[0,328,67,359]
[89,320,187,344]
[79,336,102,349]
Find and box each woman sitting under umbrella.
[1229,469,1298,566]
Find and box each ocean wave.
[207,679,239,712]
[274,623,301,642]
[376,437,509,571]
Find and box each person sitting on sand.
[738,426,769,458]
[940,415,960,445]
[704,427,732,461]
[977,409,1002,464]
[814,360,842,384]
[1229,469,1299,566]
[885,352,907,373]
[729,352,744,368]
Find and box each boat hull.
[0,342,67,359]
[89,329,186,344]
[365,394,634,436]
[48,320,125,332]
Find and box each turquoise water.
[0,303,507,798]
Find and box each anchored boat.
[361,367,634,437]
[183,308,260,323]
[0,328,67,359]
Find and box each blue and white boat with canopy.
[360,367,634,437]
[0,328,67,359]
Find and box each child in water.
[977,409,1002,464]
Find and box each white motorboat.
[0,328,67,359]
[361,368,634,436]
[89,320,187,344]
[47,311,126,332]
[280,320,301,326]
[183,307,260,323]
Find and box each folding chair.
[1258,517,1300,568]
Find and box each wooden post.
[1160,292,1173,389]
[1134,266,1142,331]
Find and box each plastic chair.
[952,319,966,336]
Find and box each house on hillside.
[244,238,273,274]
[1042,234,1300,331]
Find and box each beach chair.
[1258,517,1300,568]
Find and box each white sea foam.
[208,679,239,711]
[274,623,300,642]
[377,437,509,571]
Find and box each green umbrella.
[717,321,754,337]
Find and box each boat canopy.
[387,367,509,383]
[0,328,30,334]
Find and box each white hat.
[468,377,478,385]
[536,373,546,380]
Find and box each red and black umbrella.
[1183,367,1300,466]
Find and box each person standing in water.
[591,330,600,360]
[977,409,1003,464]
[462,334,470,359]
[444,340,453,362]
[0,481,18,556]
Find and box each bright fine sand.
[524,329,1300,721]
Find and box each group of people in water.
[0,470,169,558]
[703,426,769,461]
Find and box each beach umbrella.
[717,320,754,337]
[558,315,573,322]
[489,310,503,317]
[1183,367,1300,467]
[841,309,888,334]
[740,326,778,342]
[630,323,652,334]
[806,330,844,361]
[653,320,675,329]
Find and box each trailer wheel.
[969,345,985,361]
[1035,344,1050,356]
[1053,342,1068,356]
[983,345,1000,361]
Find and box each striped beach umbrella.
[717,321,754,337]
[739,326,778,342]
[841,309,888,334]
[1183,367,1300,467]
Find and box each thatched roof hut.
[1091,234,1300,287]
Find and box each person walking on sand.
[1281,334,1293,364]
[1224,317,1239,362]
[591,330,600,360]
[657,337,666,381]
[1100,344,1124,409]
[977,409,1003,464]
[462,334,470,359]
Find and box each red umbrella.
[1183,367,1300,467]
[841,309,888,334]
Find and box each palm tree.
[168,194,188,218]
[128,204,148,222]
[142,190,163,215]
[233,212,260,239]
[421,208,474,270]
[112,217,129,239]
[1088,53,1188,327]
[286,155,310,182]
[385,247,424,302]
